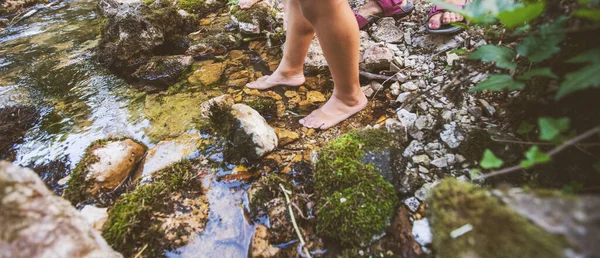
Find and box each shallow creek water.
[0,0,255,256]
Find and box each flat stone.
[412,154,431,166]
[415,114,435,131]
[412,218,432,246]
[397,109,417,129]
[403,140,424,157]
[131,55,193,86]
[370,17,404,43]
[401,81,419,91]
[274,128,299,146]
[362,44,394,71]
[396,92,412,103]
[404,197,420,213]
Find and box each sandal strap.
[376,0,409,17]
[427,0,471,21]
[354,10,370,28]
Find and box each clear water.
[0,0,254,256]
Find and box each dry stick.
[492,136,600,147]
[280,183,312,258]
[359,70,397,82]
[475,125,600,181]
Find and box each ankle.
[333,90,366,106]
[274,67,304,78]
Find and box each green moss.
[102,159,201,257]
[314,129,398,247]
[247,98,277,120]
[230,3,271,25]
[428,179,566,258]
[249,173,291,219]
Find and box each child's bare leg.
[246,0,314,89]
[297,0,366,129]
[238,0,262,9]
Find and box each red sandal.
[426,0,472,34]
[354,0,414,29]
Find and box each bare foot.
[238,0,261,9]
[246,70,305,90]
[299,91,368,130]
[428,0,466,29]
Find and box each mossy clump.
[249,173,291,219]
[428,178,566,258]
[314,129,398,247]
[177,0,224,15]
[102,159,203,257]
[457,128,492,161]
[247,98,277,120]
[208,102,237,138]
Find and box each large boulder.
[0,161,122,258]
[63,138,146,206]
[230,2,278,35]
[97,0,189,76]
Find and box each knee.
[296,0,323,23]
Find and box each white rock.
[440,122,464,149]
[231,104,278,159]
[87,139,146,193]
[403,140,424,157]
[412,219,433,246]
[404,197,420,212]
[431,157,449,168]
[412,154,431,166]
[396,92,412,103]
[397,109,417,128]
[415,182,438,201]
[415,115,435,131]
[395,73,408,83]
[401,81,418,91]
[370,81,384,91]
[418,165,429,174]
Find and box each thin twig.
[475,125,600,180]
[492,136,600,147]
[280,184,312,258]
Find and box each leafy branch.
[474,125,600,181]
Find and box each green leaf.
[517,68,558,80]
[469,168,482,179]
[517,17,567,62]
[469,45,517,69]
[538,117,570,141]
[469,74,525,92]
[520,146,551,169]
[556,49,600,99]
[480,149,504,169]
[575,9,600,21]
[516,121,535,135]
[497,2,545,29]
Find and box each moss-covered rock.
[63,138,146,206]
[428,179,566,258]
[248,173,291,219]
[177,0,225,16]
[247,98,277,120]
[230,2,277,34]
[314,129,398,247]
[102,159,208,257]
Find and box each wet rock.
[370,17,404,43]
[306,91,326,103]
[440,122,464,149]
[404,197,420,212]
[492,188,600,257]
[131,55,193,86]
[63,139,146,204]
[80,205,109,231]
[412,218,432,247]
[97,1,188,74]
[188,61,226,86]
[362,44,394,71]
[200,94,235,116]
[250,225,281,257]
[231,104,278,160]
[231,2,277,34]
[0,105,39,160]
[138,133,202,180]
[274,128,299,146]
[0,161,122,258]
[186,33,241,57]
